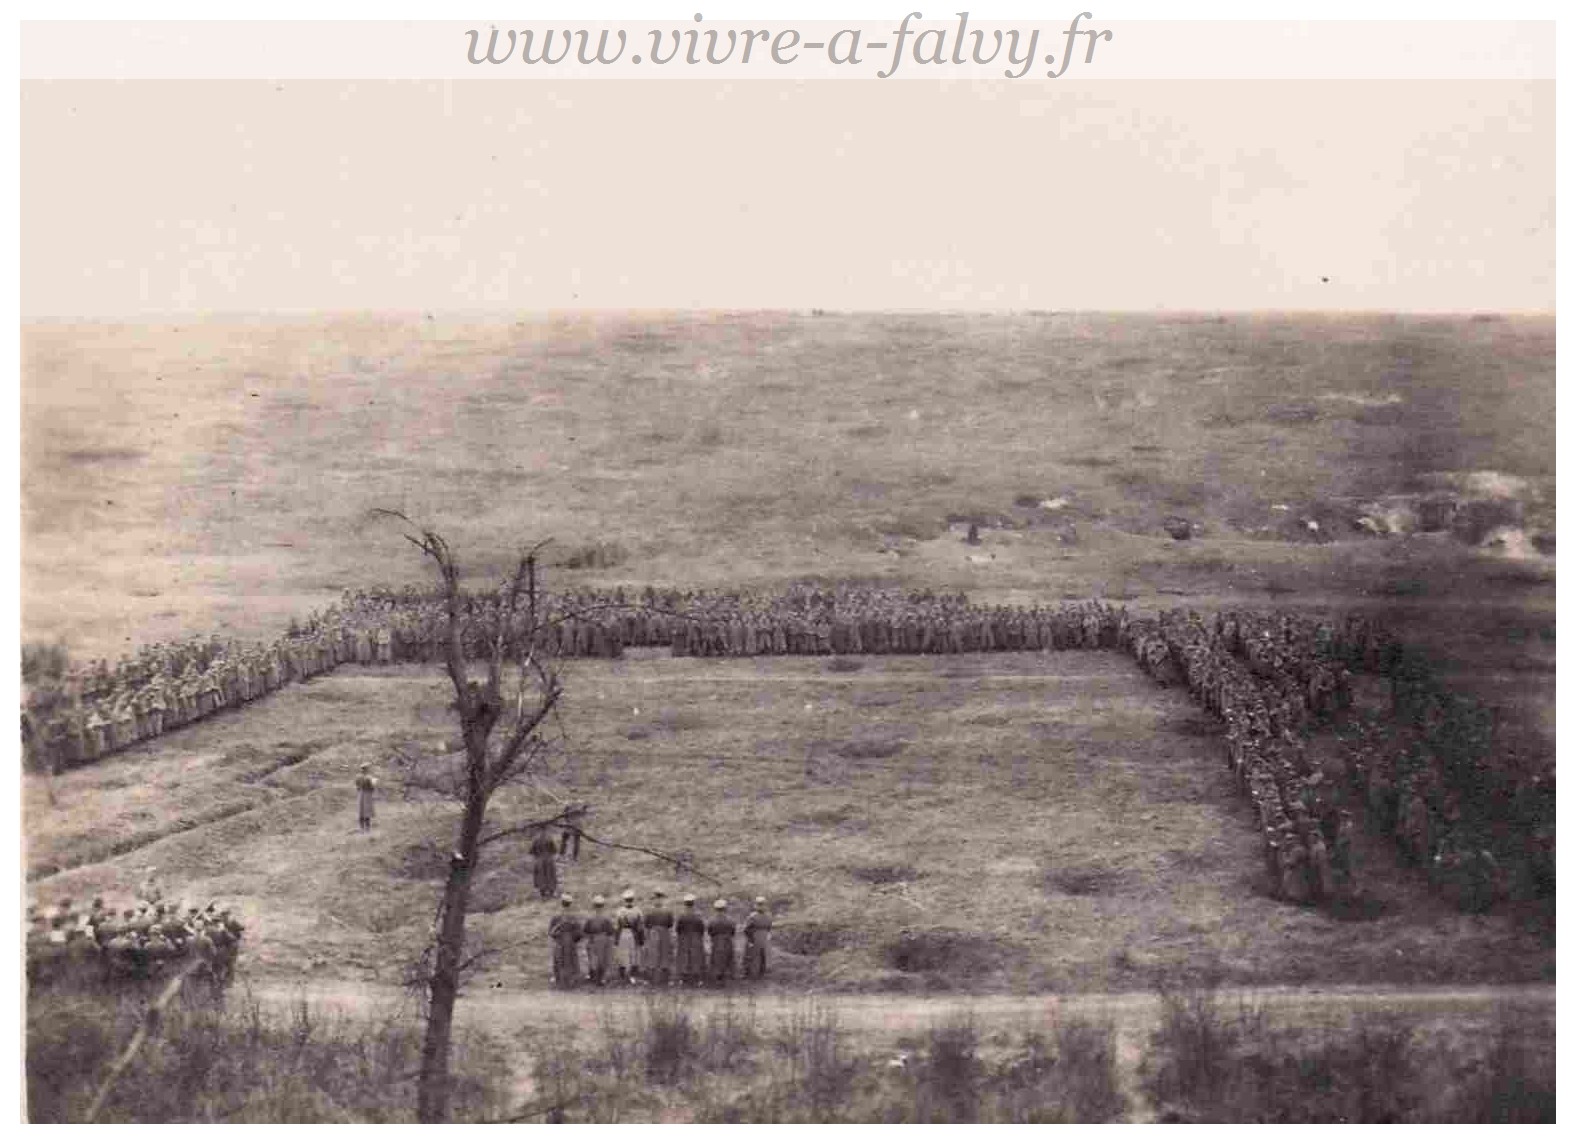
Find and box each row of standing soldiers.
[1124,605,1529,910]
[20,585,1129,773]
[549,891,772,987]
[23,614,373,773]
[1124,609,1360,905]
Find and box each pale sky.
[20,78,1553,316]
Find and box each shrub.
[986,1020,1127,1123]
[1446,1005,1556,1123]
[640,997,697,1084]
[25,983,509,1122]
[1142,978,1262,1117]
[913,1016,983,1123]
[773,1003,858,1121]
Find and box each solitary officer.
[356,764,377,831]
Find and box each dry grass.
[25,984,511,1123]
[22,315,1553,648]
[1141,982,1555,1123]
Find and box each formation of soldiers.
[21,613,377,774]
[20,576,1544,915]
[1129,609,1360,905]
[19,586,1130,772]
[666,588,1134,658]
[1124,606,1550,912]
[549,890,773,988]
[25,890,245,990]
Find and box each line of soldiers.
[1126,609,1359,906]
[1125,605,1542,913]
[1209,607,1544,910]
[22,615,370,773]
[25,893,244,989]
[19,585,1129,773]
[548,890,773,988]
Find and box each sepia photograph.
[15,8,1556,1123]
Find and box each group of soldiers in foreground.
[548,890,773,988]
[25,892,245,990]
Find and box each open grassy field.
[23,652,1553,992]
[21,313,1554,659]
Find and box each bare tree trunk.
[373,516,569,1123]
[417,787,488,1123]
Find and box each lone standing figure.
[356,764,377,831]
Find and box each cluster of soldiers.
[21,610,372,773]
[1127,604,1544,913]
[1126,609,1360,905]
[20,584,1135,775]
[25,893,245,989]
[1339,712,1517,911]
[331,584,1141,663]
[548,890,773,988]
[338,586,636,661]
[668,588,1131,658]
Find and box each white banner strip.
[21,19,1554,80]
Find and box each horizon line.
[20,306,1558,324]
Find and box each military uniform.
[742,898,772,979]
[675,897,707,985]
[582,899,615,985]
[548,897,583,987]
[356,767,377,830]
[641,893,675,985]
[530,833,559,898]
[613,894,645,982]
[706,901,736,985]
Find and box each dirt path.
[243,976,1554,1037]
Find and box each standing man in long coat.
[742,897,773,980]
[641,890,675,985]
[707,899,737,986]
[1332,809,1357,894]
[548,894,583,988]
[582,896,615,985]
[530,831,559,899]
[675,894,707,986]
[613,890,645,984]
[355,764,377,831]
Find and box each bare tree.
[376,511,717,1121]
[375,512,567,1123]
